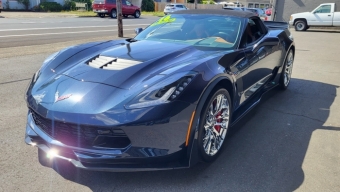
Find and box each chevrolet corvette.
[25,9,295,171]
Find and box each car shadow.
[46,78,339,191]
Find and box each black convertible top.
[172,9,256,18]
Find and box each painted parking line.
[0,28,136,38]
[0,24,149,32]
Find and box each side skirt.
[230,81,279,127]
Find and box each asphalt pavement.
[0,14,339,192]
[0,15,157,48]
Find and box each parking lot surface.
[0,18,339,191]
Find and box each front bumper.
[25,103,195,171]
[289,20,294,26]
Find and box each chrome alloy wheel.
[296,23,305,31]
[135,11,140,18]
[203,94,230,156]
[284,51,294,87]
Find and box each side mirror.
[135,28,143,35]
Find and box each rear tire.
[279,49,294,90]
[197,88,232,162]
[294,20,307,31]
[134,10,140,18]
[110,9,117,18]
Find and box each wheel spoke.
[202,93,230,156]
[205,134,212,154]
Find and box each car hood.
[58,40,222,89]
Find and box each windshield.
[135,14,243,49]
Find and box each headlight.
[126,71,197,109]
[290,15,293,21]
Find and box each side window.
[125,0,131,6]
[107,0,116,3]
[122,0,127,5]
[314,5,331,13]
[244,18,265,46]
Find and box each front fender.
[187,75,235,166]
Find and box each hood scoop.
[87,55,142,70]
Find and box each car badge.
[54,91,72,103]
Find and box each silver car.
[164,3,188,15]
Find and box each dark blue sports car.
[25,9,295,171]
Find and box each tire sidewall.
[295,20,307,31]
[197,88,232,162]
[111,9,117,18]
[279,50,294,90]
[134,10,140,18]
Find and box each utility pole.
[194,0,197,9]
[116,0,123,37]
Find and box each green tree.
[187,0,203,4]
[141,0,155,12]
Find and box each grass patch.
[142,11,165,17]
[60,11,97,17]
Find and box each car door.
[309,4,333,26]
[121,0,129,14]
[125,0,134,14]
[240,17,282,102]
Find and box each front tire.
[279,49,294,90]
[134,10,140,18]
[197,88,232,162]
[294,20,307,31]
[110,9,117,18]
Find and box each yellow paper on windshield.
[151,15,176,26]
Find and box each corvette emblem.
[55,91,72,103]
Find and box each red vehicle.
[266,8,272,16]
[92,0,141,18]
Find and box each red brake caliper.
[214,111,222,132]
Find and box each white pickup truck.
[289,3,340,31]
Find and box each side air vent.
[87,55,142,70]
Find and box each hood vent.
[87,55,142,70]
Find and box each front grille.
[30,110,130,148]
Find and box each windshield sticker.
[151,15,176,26]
